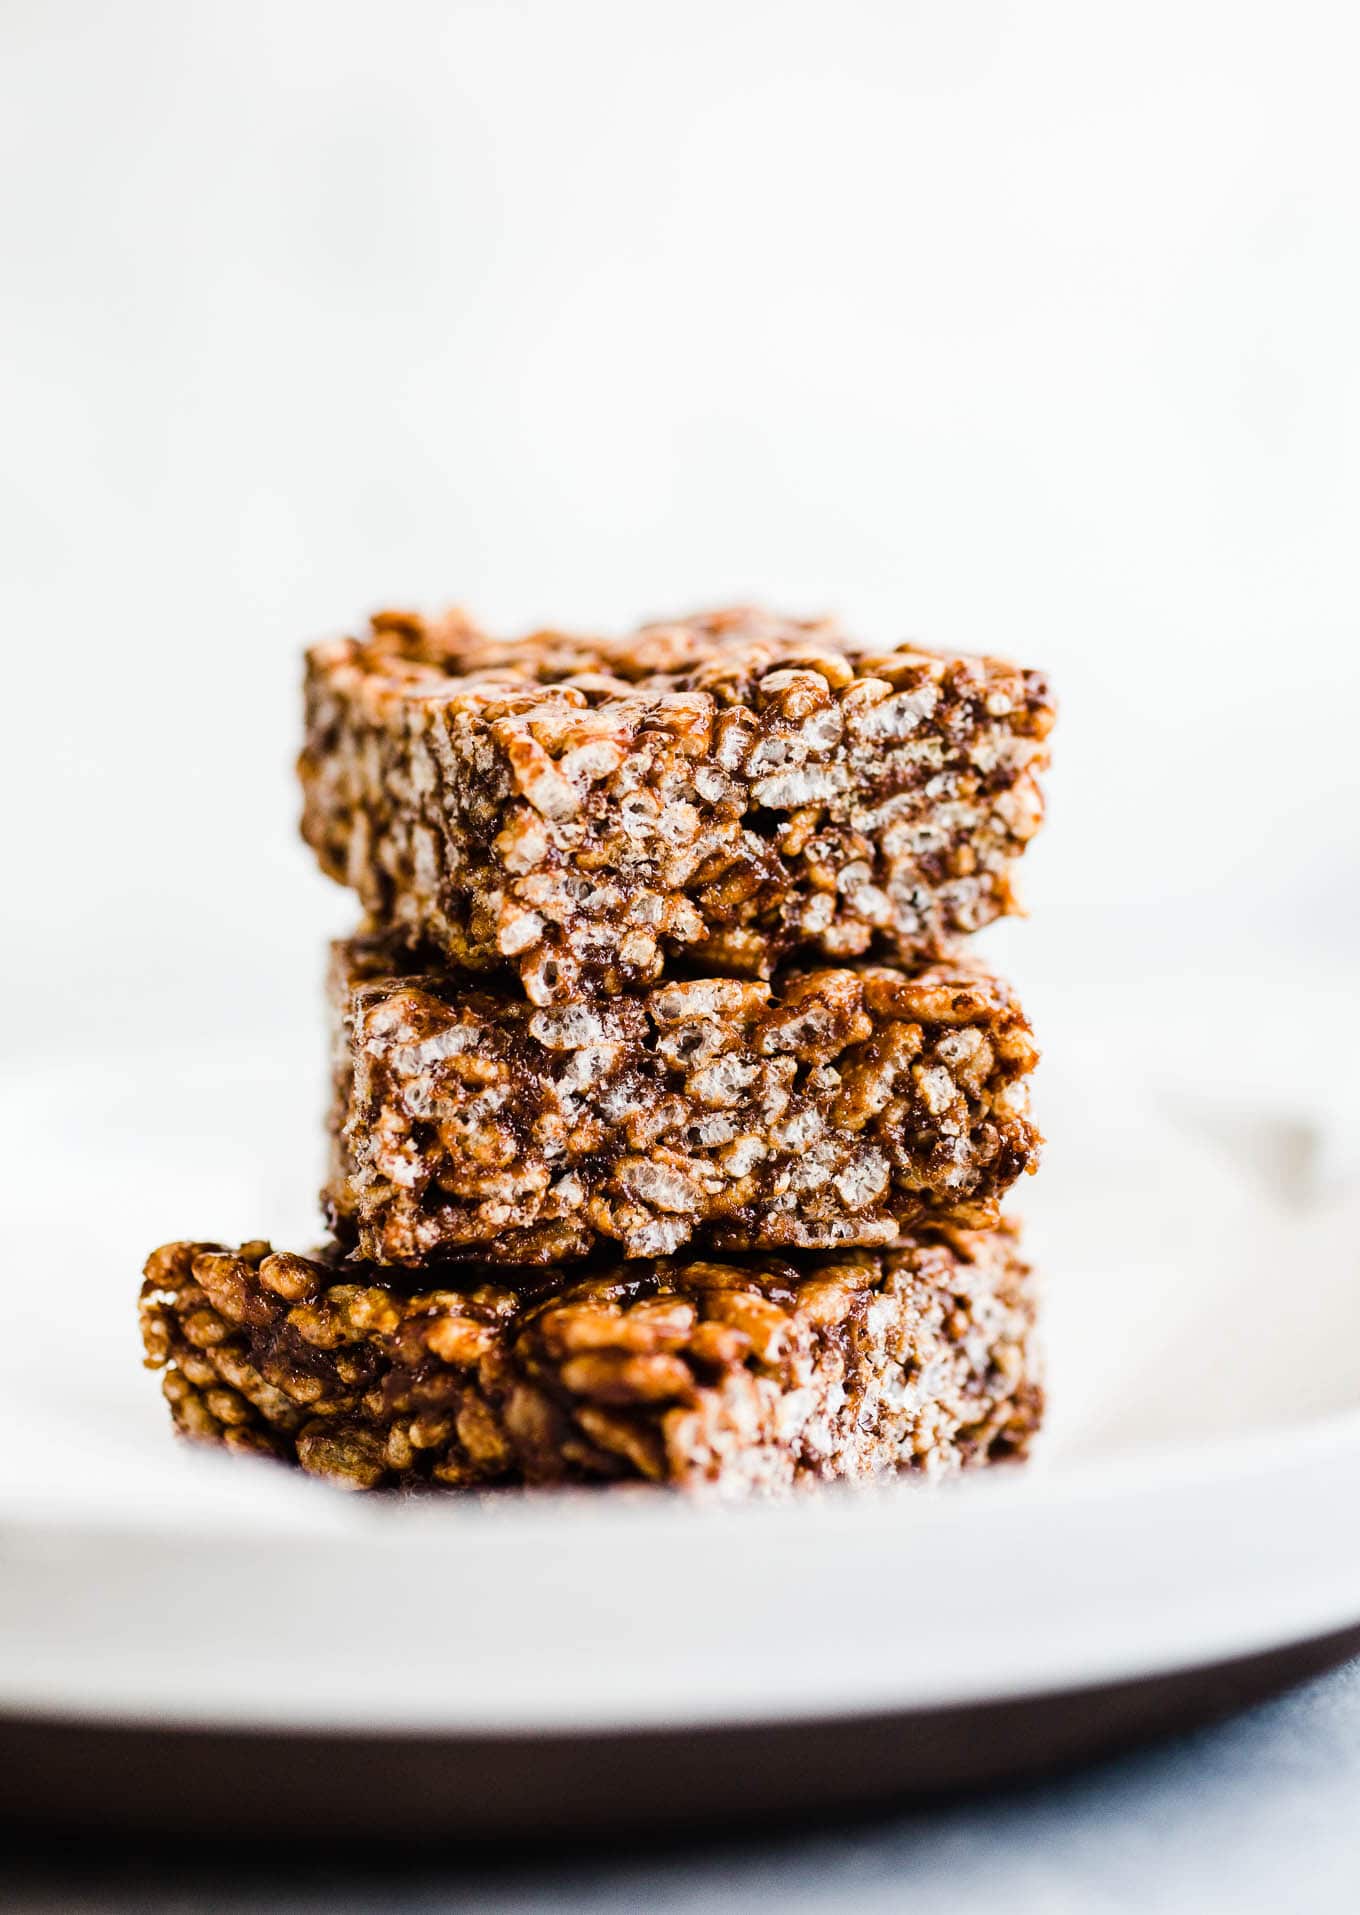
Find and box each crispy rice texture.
[140,1227,1042,1495]
[300,606,1054,1000]
[325,929,1041,1265]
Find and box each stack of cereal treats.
[140,607,1055,1494]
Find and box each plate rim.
[5,1406,1360,1739]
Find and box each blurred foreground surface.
[5,1653,1360,1915]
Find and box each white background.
[4,0,1358,1068]
[5,0,1359,1400]
[3,5,1360,1907]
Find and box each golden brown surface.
[327,929,1041,1264]
[301,606,1055,1001]
[140,1227,1041,1495]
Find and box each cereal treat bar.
[301,606,1055,1002]
[140,1227,1041,1494]
[326,929,1041,1266]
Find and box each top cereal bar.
[300,606,1055,1004]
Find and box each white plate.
[3,999,1359,1825]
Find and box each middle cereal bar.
[326,929,1041,1266]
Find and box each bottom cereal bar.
[139,1228,1041,1493]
